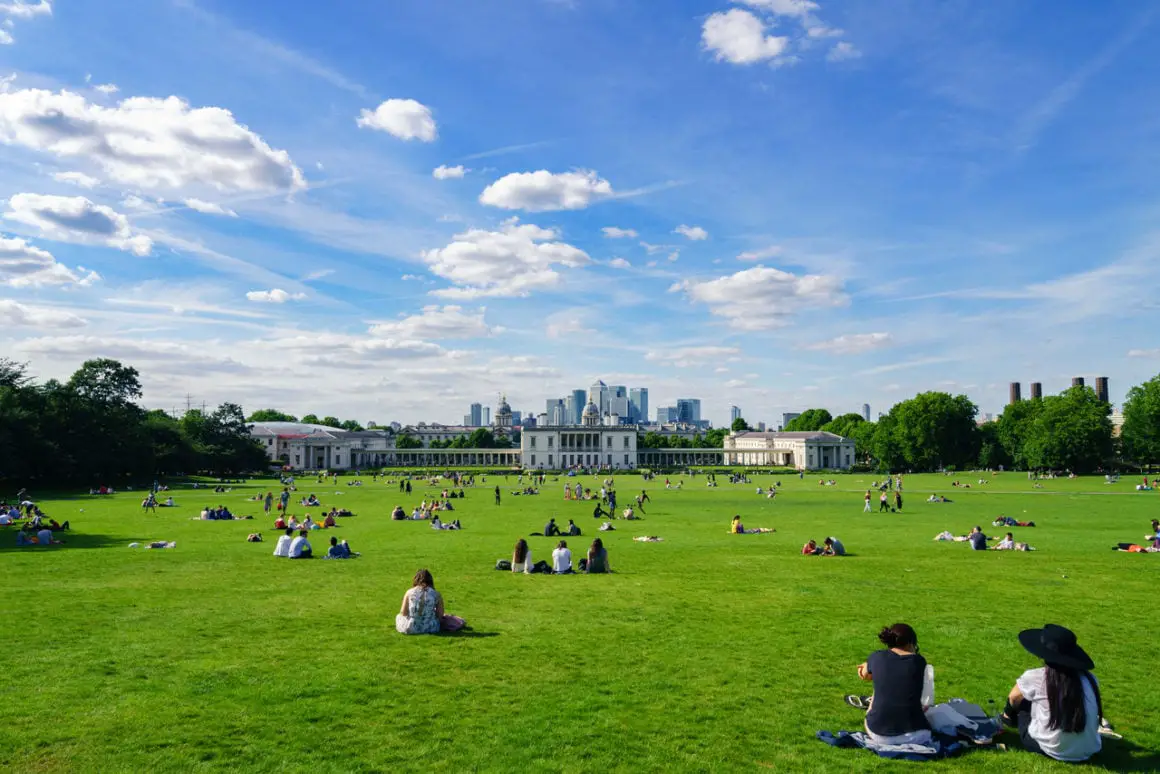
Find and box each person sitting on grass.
[274,514,287,530]
[303,516,319,531]
[851,623,933,746]
[801,539,821,555]
[820,536,845,556]
[323,512,337,528]
[994,532,1016,551]
[566,519,581,536]
[512,538,533,574]
[288,529,312,559]
[391,505,406,520]
[304,494,321,507]
[730,515,774,535]
[583,538,611,573]
[552,540,573,574]
[592,503,607,519]
[968,526,990,551]
[287,516,301,530]
[999,624,1103,762]
[324,536,350,559]
[273,527,294,558]
[544,518,562,537]
[1149,519,1160,541]
[396,569,450,634]
[622,506,637,520]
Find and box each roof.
[734,430,850,442]
[248,421,349,435]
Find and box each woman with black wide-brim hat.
[1000,624,1104,762]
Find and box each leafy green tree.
[67,358,142,406]
[300,414,321,425]
[731,416,750,432]
[0,358,31,389]
[1121,374,1160,465]
[996,398,1042,470]
[639,432,669,448]
[247,409,298,422]
[1022,387,1112,472]
[784,409,833,431]
[847,421,879,466]
[704,427,728,447]
[887,392,979,471]
[340,419,365,431]
[395,434,422,449]
[320,416,343,428]
[821,412,864,438]
[976,421,1012,470]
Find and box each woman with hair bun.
[852,623,933,745]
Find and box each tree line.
[0,358,268,483]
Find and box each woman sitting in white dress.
[396,569,465,634]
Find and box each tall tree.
[1022,387,1113,472]
[247,409,298,422]
[300,414,321,425]
[886,392,979,471]
[731,416,750,432]
[1121,374,1160,465]
[821,412,864,438]
[785,408,833,431]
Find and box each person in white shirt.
[273,528,294,558]
[288,530,313,559]
[511,538,532,574]
[552,540,573,574]
[1001,624,1103,762]
[993,532,1016,550]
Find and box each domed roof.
[582,400,600,417]
[496,394,511,414]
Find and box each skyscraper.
[862,403,871,421]
[571,389,586,424]
[782,412,801,430]
[730,405,742,423]
[589,380,608,415]
[469,403,482,427]
[546,398,566,425]
[676,398,701,424]
[629,388,648,425]
[656,406,677,423]
[483,407,490,426]
[1095,376,1109,403]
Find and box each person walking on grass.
[894,490,903,511]
[279,487,290,515]
[879,491,890,512]
[864,490,872,513]
[264,491,273,517]
[495,486,501,506]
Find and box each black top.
[864,650,930,737]
[969,531,987,550]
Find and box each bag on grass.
[531,560,551,574]
[495,559,512,571]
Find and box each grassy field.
[1,471,1158,773]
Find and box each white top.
[0,514,10,525]
[1016,667,1101,762]
[552,547,572,573]
[37,529,52,545]
[288,535,311,558]
[512,548,532,574]
[273,534,292,557]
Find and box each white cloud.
[1127,348,1160,358]
[0,233,99,287]
[738,245,784,261]
[246,288,306,303]
[671,265,846,330]
[184,198,238,217]
[16,335,251,374]
[0,1,52,20]
[94,83,119,95]
[608,257,631,269]
[545,309,595,339]
[702,9,788,65]
[640,241,671,254]
[0,88,305,192]
[667,250,680,262]
[302,268,334,281]
[479,169,613,212]
[674,224,708,241]
[432,164,466,180]
[0,298,86,327]
[0,31,11,45]
[804,332,892,354]
[724,379,748,389]
[422,218,590,299]
[646,346,741,368]
[4,193,152,255]
[356,98,437,142]
[52,171,99,189]
[827,42,861,62]
[602,226,638,239]
[368,305,493,340]
[0,73,15,92]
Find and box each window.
[548,437,553,448]
[548,454,553,466]
[624,454,630,464]
[531,454,536,466]
[607,454,612,464]
[267,439,273,446]
[623,436,630,448]
[294,455,300,464]
[530,437,537,448]
[607,436,613,448]
[335,456,342,465]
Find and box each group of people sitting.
[802,537,845,556]
[141,494,176,511]
[933,526,1035,551]
[502,537,611,574]
[273,513,337,530]
[926,494,951,503]
[730,515,775,535]
[271,528,359,559]
[301,494,323,507]
[542,518,582,537]
[1112,519,1160,553]
[390,499,456,521]
[848,622,1105,763]
[198,505,248,521]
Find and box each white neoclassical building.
[520,426,639,470]
[722,430,855,470]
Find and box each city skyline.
[1,2,1156,426]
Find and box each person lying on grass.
[999,624,1103,762]
[802,539,821,555]
[730,515,774,534]
[850,623,932,746]
[323,536,360,558]
[994,516,1037,528]
[430,516,461,530]
[820,536,845,556]
[396,569,465,634]
[1113,542,1159,553]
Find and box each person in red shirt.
[802,539,820,555]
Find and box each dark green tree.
[1022,387,1112,472]
[300,413,321,425]
[887,392,979,471]
[784,409,833,431]
[821,412,864,438]
[340,419,365,431]
[247,409,298,422]
[1121,374,1160,465]
[395,434,423,449]
[730,416,750,432]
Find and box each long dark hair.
[1045,664,1101,733]
[412,569,434,588]
[590,538,604,555]
[513,539,528,563]
[878,623,918,649]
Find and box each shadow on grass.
[0,531,146,553]
[1095,737,1160,772]
[440,630,499,638]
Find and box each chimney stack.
[1072,376,1085,389]
[1009,382,1022,405]
[1030,382,1043,400]
[1095,376,1109,403]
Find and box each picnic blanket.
[818,699,1000,761]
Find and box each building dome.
[495,393,513,428]
[582,399,601,426]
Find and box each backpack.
[531,559,552,574]
[495,560,512,571]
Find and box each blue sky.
[2,0,1158,426]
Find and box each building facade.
[723,430,855,470]
[521,425,639,470]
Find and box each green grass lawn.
[2,471,1158,773]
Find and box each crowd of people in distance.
[864,490,903,512]
[3,498,70,545]
[802,537,845,556]
[502,536,610,574]
[847,621,1105,763]
[933,525,1035,551]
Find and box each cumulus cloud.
[804,332,892,354]
[422,218,590,299]
[702,9,789,65]
[184,198,238,217]
[94,83,119,94]
[16,334,251,373]
[267,333,448,366]
[640,241,671,254]
[52,171,99,189]
[827,41,861,62]
[246,288,306,303]
[602,226,638,239]
[645,346,741,368]
[0,1,50,45]
[545,309,596,339]
[0,298,87,327]
[1127,348,1160,358]
[356,99,437,142]
[674,224,708,241]
[4,193,152,255]
[608,257,631,269]
[433,164,466,180]
[479,169,613,212]
[0,233,99,287]
[738,245,784,261]
[0,88,305,192]
[369,305,493,340]
[671,265,846,330]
